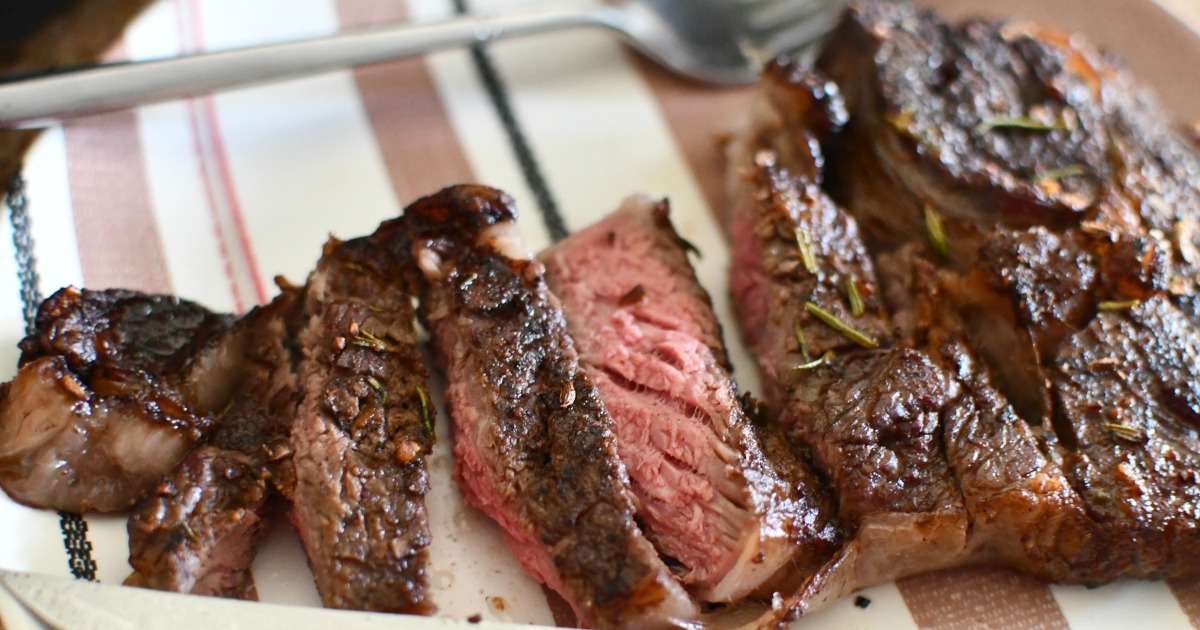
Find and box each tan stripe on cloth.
[896,567,1069,629]
[634,52,1073,629]
[64,80,172,294]
[1168,578,1200,628]
[333,0,475,202]
[64,40,171,294]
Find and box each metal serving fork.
[0,0,847,128]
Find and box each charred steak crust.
[728,149,890,412]
[383,185,696,628]
[1051,296,1200,581]
[126,290,301,599]
[288,236,435,614]
[0,287,239,512]
[125,446,269,600]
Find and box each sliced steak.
[288,236,435,614]
[539,196,840,603]
[0,287,242,512]
[1050,295,1200,581]
[727,148,890,412]
[383,185,696,628]
[125,290,301,599]
[946,227,1099,424]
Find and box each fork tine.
[744,0,832,32]
[752,0,849,57]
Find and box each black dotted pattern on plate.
[7,169,98,581]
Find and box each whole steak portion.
[540,197,841,603]
[723,17,1197,619]
[383,185,696,628]
[0,287,241,512]
[288,236,436,614]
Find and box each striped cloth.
[1,0,1199,627]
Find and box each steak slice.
[125,290,301,599]
[727,148,890,412]
[288,236,435,614]
[0,287,243,512]
[727,72,971,615]
[1050,295,1200,581]
[539,197,840,603]
[383,185,696,628]
[125,447,269,600]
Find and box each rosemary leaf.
[805,302,879,349]
[416,385,437,444]
[845,277,865,318]
[793,318,811,363]
[1102,422,1145,442]
[795,351,834,371]
[1098,299,1140,312]
[352,328,395,353]
[365,375,389,406]
[795,227,819,274]
[976,116,1068,134]
[1035,164,1086,182]
[924,205,949,257]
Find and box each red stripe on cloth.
[171,0,267,312]
[333,0,475,203]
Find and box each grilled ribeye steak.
[728,150,890,412]
[725,2,1200,618]
[125,289,301,599]
[384,185,696,628]
[287,236,435,614]
[726,46,1163,622]
[540,196,840,603]
[0,287,242,512]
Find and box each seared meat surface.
[0,287,239,512]
[288,236,435,614]
[1051,296,1200,581]
[727,149,889,412]
[125,446,270,599]
[385,185,696,628]
[815,2,1200,419]
[723,4,1200,615]
[540,197,840,603]
[125,290,300,599]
